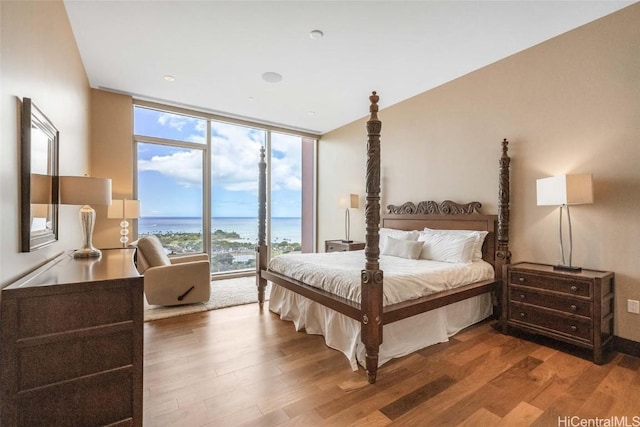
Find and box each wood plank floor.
[143,303,640,427]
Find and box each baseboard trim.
[613,335,640,357]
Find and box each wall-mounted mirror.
[21,98,59,252]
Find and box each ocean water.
[139,217,301,244]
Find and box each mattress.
[268,250,495,305]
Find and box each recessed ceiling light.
[307,111,315,116]
[309,30,324,40]
[164,75,176,82]
[262,72,283,83]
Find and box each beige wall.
[0,0,91,286]
[320,4,640,341]
[91,89,134,250]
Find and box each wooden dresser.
[0,249,143,427]
[502,262,614,364]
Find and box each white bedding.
[268,250,495,305]
[267,251,495,370]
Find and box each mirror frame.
[21,98,59,252]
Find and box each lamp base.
[553,264,582,273]
[73,247,102,258]
[74,205,101,258]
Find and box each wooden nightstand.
[325,240,365,252]
[502,262,615,364]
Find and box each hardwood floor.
[143,303,640,427]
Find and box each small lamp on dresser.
[536,173,593,272]
[108,198,141,248]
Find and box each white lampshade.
[59,176,112,206]
[536,174,593,206]
[108,199,141,219]
[339,194,360,209]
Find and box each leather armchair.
[134,235,211,306]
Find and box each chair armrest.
[144,260,211,304]
[169,253,210,265]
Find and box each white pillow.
[417,231,476,264]
[423,228,489,261]
[379,228,419,253]
[381,236,424,260]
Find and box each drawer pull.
[520,294,526,299]
[570,285,578,292]
[570,325,577,332]
[518,277,525,283]
[519,312,526,318]
[570,304,577,311]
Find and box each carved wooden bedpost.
[496,139,511,326]
[496,138,511,274]
[361,92,383,384]
[256,146,268,308]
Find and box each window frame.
[132,100,318,276]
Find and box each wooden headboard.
[380,200,501,279]
[381,213,497,266]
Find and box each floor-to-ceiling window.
[134,102,316,275]
[134,107,207,255]
[270,132,303,257]
[209,121,265,272]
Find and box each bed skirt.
[268,283,492,371]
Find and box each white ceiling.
[64,1,634,135]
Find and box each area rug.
[143,276,270,322]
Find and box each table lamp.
[60,176,112,258]
[339,194,359,243]
[536,174,593,272]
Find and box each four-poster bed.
[256,92,511,383]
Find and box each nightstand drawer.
[510,271,591,297]
[509,303,592,342]
[509,286,592,317]
[325,240,365,252]
[326,243,347,252]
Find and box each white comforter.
[268,250,494,306]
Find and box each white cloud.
[138,150,202,188]
[140,121,303,193]
[157,112,206,144]
[270,133,302,191]
[211,123,262,191]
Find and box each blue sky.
[135,107,302,218]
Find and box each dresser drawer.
[510,271,591,298]
[18,329,134,391]
[17,286,134,339]
[509,302,592,342]
[509,286,592,317]
[18,367,133,427]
